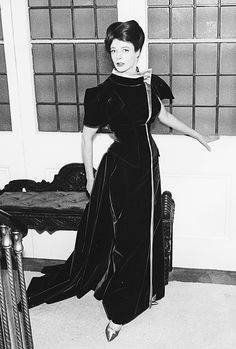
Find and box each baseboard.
[169,267,236,285]
[23,257,64,272]
[23,257,236,286]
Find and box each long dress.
[26,72,174,325]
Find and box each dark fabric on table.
[0,192,88,210]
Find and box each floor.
[24,272,236,349]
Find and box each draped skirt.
[27,144,165,325]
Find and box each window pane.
[172,107,192,133]
[196,0,218,4]
[28,0,49,5]
[79,105,85,130]
[97,8,118,38]
[56,75,76,103]
[29,9,51,39]
[195,108,216,135]
[0,76,9,103]
[148,8,169,39]
[35,76,55,103]
[96,0,117,5]
[0,105,12,131]
[151,117,170,134]
[73,0,93,5]
[221,7,236,38]
[221,0,236,4]
[172,0,193,4]
[0,9,11,132]
[195,77,216,105]
[0,10,3,40]
[54,44,74,73]
[37,105,58,131]
[32,44,53,73]
[99,75,110,84]
[219,77,236,105]
[172,44,193,74]
[172,77,193,105]
[51,0,71,5]
[0,46,7,73]
[148,0,169,5]
[149,44,169,75]
[58,105,79,132]
[51,9,72,39]
[172,8,193,39]
[219,108,236,135]
[76,44,96,74]
[74,8,95,38]
[77,75,97,103]
[97,44,113,74]
[196,7,217,38]
[196,44,217,74]
[220,44,236,74]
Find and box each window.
[0,7,12,131]
[28,0,117,132]
[148,0,236,135]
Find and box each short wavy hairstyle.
[104,20,145,53]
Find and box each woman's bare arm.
[82,126,98,194]
[157,100,218,151]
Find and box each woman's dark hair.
[104,20,145,53]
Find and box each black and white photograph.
[0,0,235,348]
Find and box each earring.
[136,66,139,73]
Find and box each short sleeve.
[151,74,174,101]
[83,87,109,128]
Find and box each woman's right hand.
[197,135,220,152]
[86,178,94,195]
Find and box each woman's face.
[110,39,140,74]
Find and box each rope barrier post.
[12,231,34,349]
[0,312,5,349]
[0,225,12,349]
[1,225,23,349]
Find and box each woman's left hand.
[197,135,220,151]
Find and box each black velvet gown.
[26,72,174,325]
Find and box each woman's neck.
[112,68,141,79]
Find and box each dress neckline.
[109,73,144,87]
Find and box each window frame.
[147,0,236,135]
[3,0,236,136]
[28,0,118,132]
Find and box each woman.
[26,20,216,342]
